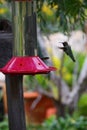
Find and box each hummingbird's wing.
[58,47,65,50]
[65,47,76,62]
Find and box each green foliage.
[3,0,87,32]
[63,52,86,86]
[0,2,11,20]
[35,75,49,89]
[37,2,58,33]
[35,74,59,100]
[27,124,43,130]
[78,93,87,116]
[0,119,8,130]
[42,115,87,130]
[76,52,86,75]
[1,115,87,130]
[51,52,86,87]
[23,75,37,91]
[27,115,87,130]
[64,51,85,74]
[37,0,87,33]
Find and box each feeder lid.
[1,56,56,75]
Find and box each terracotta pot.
[2,88,57,124]
[24,91,57,124]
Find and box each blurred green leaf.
[78,94,87,116]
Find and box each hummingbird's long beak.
[58,47,65,50]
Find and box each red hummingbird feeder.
[1,56,56,75]
[0,0,56,75]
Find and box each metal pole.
[25,0,37,56]
[6,1,30,130]
[6,75,26,130]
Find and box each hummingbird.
[58,41,76,62]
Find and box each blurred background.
[0,0,87,130]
